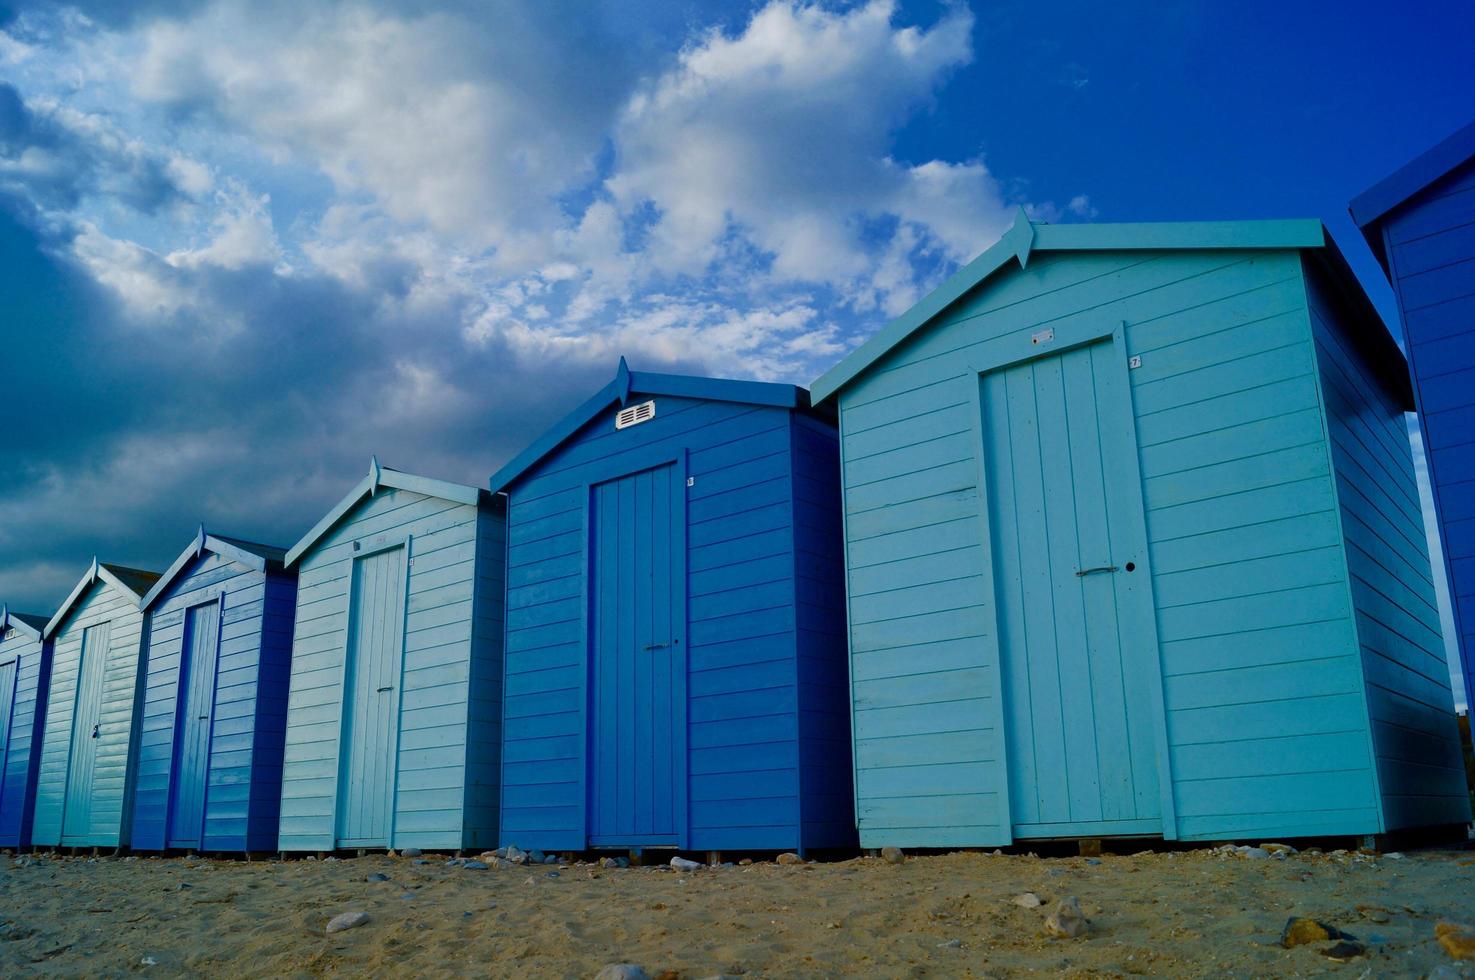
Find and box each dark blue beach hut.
[0,607,53,848]
[490,360,854,855]
[810,212,1470,848]
[130,529,297,852]
[1352,119,1475,711]
[278,459,505,853]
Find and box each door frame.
[165,592,226,848]
[965,320,1177,842]
[328,532,412,848]
[578,447,690,849]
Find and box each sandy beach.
[2,843,1474,978]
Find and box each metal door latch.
[377,685,393,693]
[91,723,100,739]
[643,642,670,650]
[1075,565,1120,577]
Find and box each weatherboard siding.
[280,486,500,851]
[0,629,51,847]
[1379,157,1475,710]
[839,248,1386,846]
[1306,261,1472,830]
[33,582,149,847]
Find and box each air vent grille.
[615,400,656,430]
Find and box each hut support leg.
[706,851,722,867]
[628,847,645,867]
[1078,839,1103,857]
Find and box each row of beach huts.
[1,124,1474,858]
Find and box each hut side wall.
[0,630,51,848]
[1305,260,1472,829]
[838,248,1383,847]
[248,570,298,850]
[34,583,149,847]
[1379,157,1475,711]
[463,502,507,851]
[280,487,487,851]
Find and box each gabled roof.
[142,526,291,610]
[809,209,1377,404]
[489,358,812,493]
[44,559,160,638]
[285,457,487,567]
[1351,118,1475,273]
[1,607,48,642]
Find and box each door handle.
[643,642,669,650]
[1075,565,1119,577]
[199,715,209,721]
[377,685,393,693]
[91,723,100,739]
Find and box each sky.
[1,1,1472,703]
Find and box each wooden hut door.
[336,545,407,847]
[0,657,15,812]
[169,599,221,847]
[982,341,1163,837]
[63,621,110,842]
[589,463,683,846]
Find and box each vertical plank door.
[0,657,15,816]
[168,600,221,847]
[983,340,1162,838]
[589,464,682,846]
[63,621,111,843]
[335,546,407,847]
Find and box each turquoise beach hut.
[278,459,505,853]
[1351,119,1475,712]
[811,211,1471,848]
[131,529,298,852]
[33,560,160,849]
[0,607,53,848]
[490,361,854,855]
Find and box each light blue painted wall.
[1305,258,1472,829]
[280,485,503,851]
[836,247,1396,847]
[33,581,150,847]
[0,626,51,848]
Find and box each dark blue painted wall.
[132,550,297,851]
[500,387,855,852]
[0,626,52,848]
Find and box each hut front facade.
[1352,119,1475,711]
[131,530,297,852]
[279,460,505,852]
[811,212,1472,848]
[0,608,53,848]
[491,361,853,854]
[34,561,160,848]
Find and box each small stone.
[1437,922,1475,961]
[141,956,157,966]
[401,848,422,857]
[776,852,804,866]
[546,871,560,878]
[936,939,962,948]
[1357,905,1390,924]
[600,857,622,869]
[1085,857,1102,866]
[366,872,390,882]
[1281,918,1355,948]
[594,965,650,980]
[505,846,528,865]
[670,856,702,871]
[1241,848,1270,860]
[177,882,191,890]
[325,910,369,934]
[463,861,489,870]
[1011,892,1043,909]
[1322,940,1365,962]
[1260,842,1297,855]
[880,846,905,864]
[413,859,429,866]
[1045,896,1088,938]
[528,849,547,864]
[325,856,340,862]
[1385,852,1404,860]
[445,859,464,867]
[738,858,753,866]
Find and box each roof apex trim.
[45,557,154,637]
[1,606,46,641]
[488,362,809,492]
[1350,118,1475,275]
[285,461,484,567]
[141,529,287,610]
[810,215,1327,403]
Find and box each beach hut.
[1351,119,1475,713]
[0,607,54,848]
[489,360,854,855]
[809,210,1472,848]
[278,459,505,852]
[130,529,297,852]
[33,560,160,849]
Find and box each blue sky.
[2,1,1472,701]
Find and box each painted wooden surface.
[132,542,298,852]
[1371,156,1475,712]
[831,241,1408,847]
[1306,258,1472,829]
[34,574,153,848]
[280,476,504,852]
[0,617,52,848]
[498,377,855,853]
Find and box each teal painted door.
[589,464,682,846]
[336,546,406,847]
[169,600,221,847]
[63,621,110,842]
[982,341,1162,837]
[0,657,15,814]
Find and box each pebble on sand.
[401,848,423,857]
[776,853,804,866]
[1436,922,1475,961]
[880,846,905,864]
[1045,896,1088,938]
[594,965,650,980]
[463,861,489,870]
[1011,892,1043,909]
[1280,918,1355,948]
[670,856,703,871]
[325,910,369,935]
